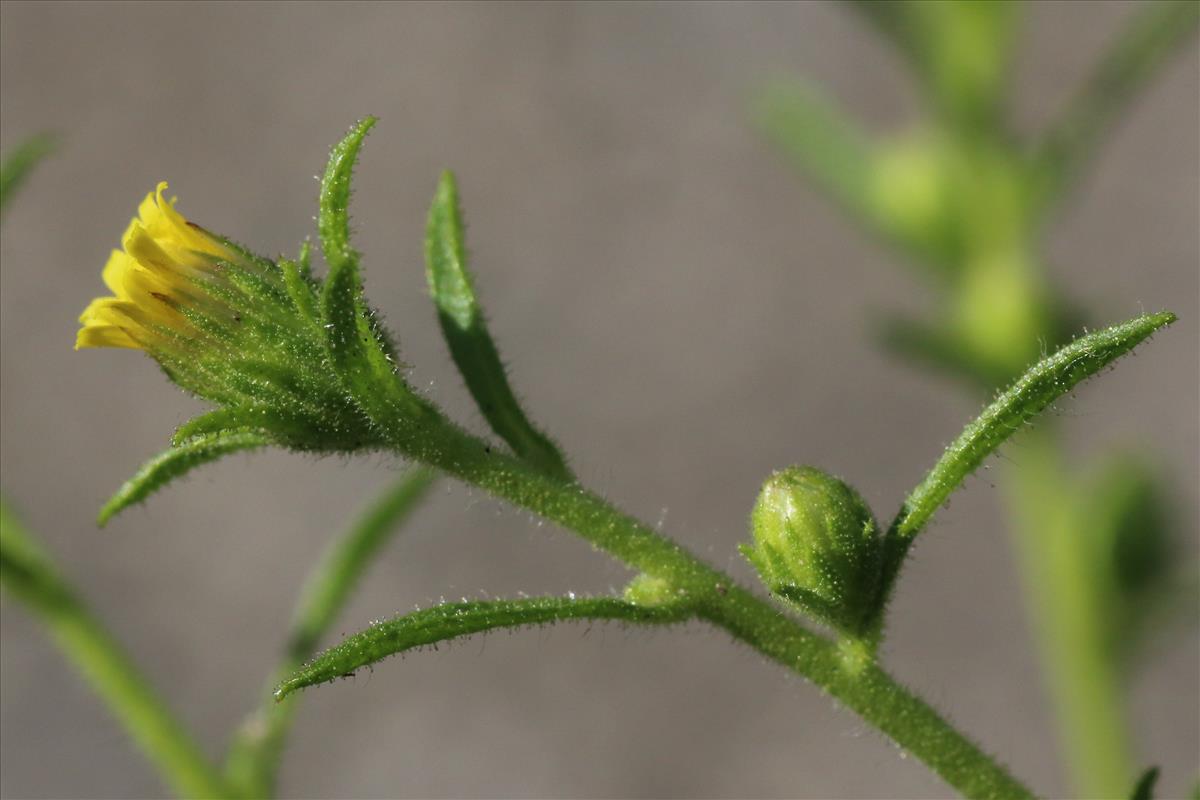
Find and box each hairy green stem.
[376,409,1033,799]
[1007,429,1132,798]
[223,468,436,798]
[0,503,230,799]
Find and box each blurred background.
[1,2,1196,798]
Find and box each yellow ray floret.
[76,182,236,351]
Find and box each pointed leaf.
[276,595,689,699]
[318,117,423,429]
[425,171,571,480]
[892,312,1175,542]
[870,312,1177,617]
[99,431,272,526]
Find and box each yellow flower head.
[76,182,239,350]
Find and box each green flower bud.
[741,466,882,635]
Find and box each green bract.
[742,467,882,636]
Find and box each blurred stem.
[223,468,436,798]
[0,501,231,799]
[1007,428,1132,798]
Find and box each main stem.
[385,408,1034,800]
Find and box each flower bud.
[741,466,882,635]
[76,182,380,452]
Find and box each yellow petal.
[101,249,137,297]
[148,181,232,260]
[123,220,198,278]
[75,324,141,350]
[79,296,138,325]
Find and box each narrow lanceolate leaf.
[0,133,55,215]
[286,467,438,661]
[1,499,231,798]
[276,596,690,699]
[866,312,1177,635]
[99,431,272,526]
[425,172,571,480]
[224,467,437,798]
[890,312,1176,542]
[1031,0,1200,211]
[318,117,424,430]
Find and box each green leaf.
[318,117,424,431]
[755,81,876,223]
[0,133,55,215]
[871,311,1177,622]
[170,409,249,445]
[225,467,437,797]
[98,430,272,526]
[424,171,572,480]
[1078,455,1176,666]
[286,467,438,660]
[279,255,320,328]
[276,595,690,700]
[1,498,231,798]
[1130,766,1159,800]
[1031,0,1200,212]
[850,1,1017,133]
[845,0,919,60]
[893,312,1175,541]
[876,315,1000,389]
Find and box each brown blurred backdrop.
[1,2,1196,798]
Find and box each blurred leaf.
[1078,454,1182,667]
[876,314,999,388]
[756,80,877,222]
[850,1,1017,133]
[1,498,231,797]
[225,467,437,797]
[424,171,571,480]
[1031,0,1200,212]
[0,133,55,215]
[1130,766,1159,800]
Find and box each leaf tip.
[1149,310,1177,328]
